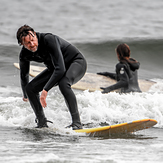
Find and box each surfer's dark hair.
[116,43,138,64]
[16,25,35,45]
[116,43,131,60]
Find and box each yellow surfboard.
[14,63,155,92]
[74,119,157,137]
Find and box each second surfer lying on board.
[97,43,141,93]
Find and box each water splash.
[0,85,162,129]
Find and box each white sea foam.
[0,84,163,129]
[148,79,163,93]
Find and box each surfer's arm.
[43,34,66,92]
[101,64,129,93]
[19,59,30,99]
[97,72,116,80]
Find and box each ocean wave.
[0,87,163,129]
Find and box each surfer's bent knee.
[25,82,36,94]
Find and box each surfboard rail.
[74,119,157,137]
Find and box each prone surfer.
[16,25,87,130]
[97,43,141,93]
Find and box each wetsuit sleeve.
[43,34,66,91]
[19,56,30,98]
[101,63,129,93]
[97,72,116,80]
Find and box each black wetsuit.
[19,32,87,128]
[98,58,141,93]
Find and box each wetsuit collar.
[36,32,40,45]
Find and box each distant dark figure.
[97,43,141,93]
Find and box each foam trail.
[0,86,162,129]
[77,90,163,128]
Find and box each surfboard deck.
[24,119,157,137]
[13,63,155,92]
[74,119,157,137]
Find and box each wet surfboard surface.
[14,63,155,92]
[74,119,157,137]
[26,119,157,137]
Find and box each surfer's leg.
[58,56,87,130]
[25,69,53,128]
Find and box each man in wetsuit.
[16,25,87,130]
[97,43,141,93]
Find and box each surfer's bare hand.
[23,97,28,102]
[40,90,47,108]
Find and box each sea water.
[0,86,163,163]
[0,0,163,162]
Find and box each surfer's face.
[22,32,38,52]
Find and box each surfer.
[97,43,141,93]
[16,25,87,130]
